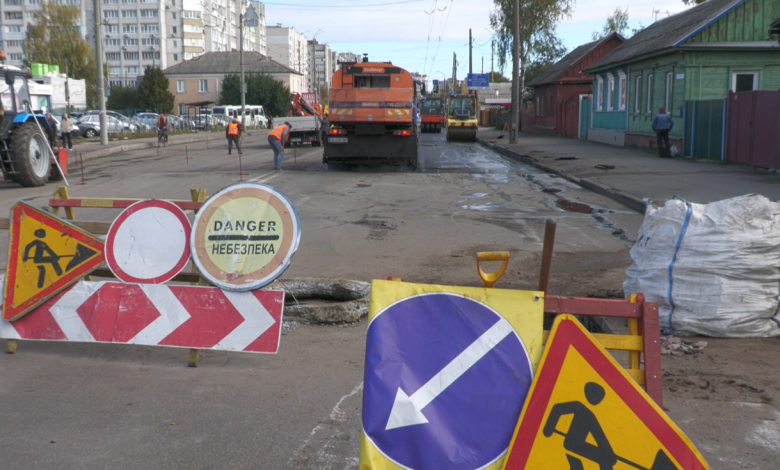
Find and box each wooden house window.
[664,72,673,112]
[732,71,758,92]
[597,77,604,111]
[618,72,627,111]
[606,74,614,111]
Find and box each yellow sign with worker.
[502,314,711,470]
[360,280,544,470]
[2,202,104,322]
[190,183,300,291]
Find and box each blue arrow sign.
[362,293,533,470]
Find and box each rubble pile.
[661,336,708,356]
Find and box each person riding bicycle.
[157,113,169,141]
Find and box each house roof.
[163,52,302,76]
[587,0,745,72]
[528,33,623,87]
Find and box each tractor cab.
[0,54,55,187]
[445,94,478,142]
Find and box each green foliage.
[490,73,510,83]
[318,84,329,106]
[138,67,174,114]
[524,61,554,85]
[592,7,630,40]
[106,85,139,111]
[24,3,98,107]
[218,73,291,117]
[490,0,571,90]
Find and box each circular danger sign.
[190,183,300,291]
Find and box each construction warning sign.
[2,202,104,322]
[361,280,544,470]
[190,183,300,291]
[502,314,711,470]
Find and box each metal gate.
[683,99,725,161]
[726,91,780,168]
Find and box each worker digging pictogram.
[544,382,677,470]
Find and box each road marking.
[249,171,280,183]
[385,318,514,430]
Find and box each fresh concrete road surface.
[0,131,770,469]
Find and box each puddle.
[542,188,562,194]
[458,203,526,212]
[592,214,632,242]
[460,192,488,199]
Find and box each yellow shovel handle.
[476,251,510,288]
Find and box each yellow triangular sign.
[3,202,104,321]
[502,314,711,470]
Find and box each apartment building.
[0,0,266,89]
[266,24,307,92]
[331,51,360,75]
[307,40,330,93]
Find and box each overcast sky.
[265,0,692,83]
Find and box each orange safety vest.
[227,122,240,136]
[269,125,289,143]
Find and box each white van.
[211,105,269,128]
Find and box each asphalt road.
[3,130,723,469]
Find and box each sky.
[265,0,693,84]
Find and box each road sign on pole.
[0,277,285,354]
[105,200,192,284]
[467,73,490,90]
[190,183,300,291]
[502,314,711,470]
[360,280,544,470]
[2,203,104,322]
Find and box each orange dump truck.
[324,59,418,167]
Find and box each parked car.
[77,114,129,136]
[84,110,138,133]
[135,112,159,131]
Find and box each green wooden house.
[583,0,780,153]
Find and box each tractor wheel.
[11,122,51,187]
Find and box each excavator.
[445,93,479,142]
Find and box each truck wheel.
[11,122,51,187]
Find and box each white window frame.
[199,79,208,93]
[646,73,653,114]
[618,71,627,111]
[634,75,641,114]
[606,74,614,111]
[177,80,185,93]
[731,71,759,92]
[597,76,604,111]
[664,72,673,112]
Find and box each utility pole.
[491,40,494,82]
[240,12,245,124]
[452,52,457,95]
[93,0,107,145]
[65,63,71,111]
[468,28,472,75]
[510,0,519,143]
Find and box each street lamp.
[240,3,259,124]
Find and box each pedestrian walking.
[320,113,329,143]
[61,113,74,150]
[268,122,292,171]
[45,112,58,149]
[651,107,674,158]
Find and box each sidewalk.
[68,129,268,162]
[479,128,780,212]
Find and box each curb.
[479,139,647,214]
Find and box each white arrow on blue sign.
[362,293,534,470]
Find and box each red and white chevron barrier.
[0,276,284,354]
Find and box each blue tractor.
[0,63,56,187]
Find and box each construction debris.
[267,278,371,324]
[661,336,708,356]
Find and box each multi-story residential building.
[331,51,360,75]
[307,40,330,94]
[266,24,307,92]
[1,0,266,90]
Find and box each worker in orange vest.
[268,121,292,171]
[226,118,244,155]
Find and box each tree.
[318,84,329,107]
[490,73,510,83]
[218,73,290,117]
[592,7,630,40]
[24,3,98,108]
[106,85,139,111]
[682,0,707,4]
[490,0,572,95]
[138,67,174,114]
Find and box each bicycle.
[158,129,168,147]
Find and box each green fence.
[683,99,726,161]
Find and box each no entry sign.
[105,200,192,284]
[360,281,544,470]
[190,183,300,291]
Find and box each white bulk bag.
[624,194,780,337]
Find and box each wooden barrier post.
[188,187,207,367]
[538,219,556,293]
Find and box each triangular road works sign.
[3,202,104,322]
[502,314,711,470]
